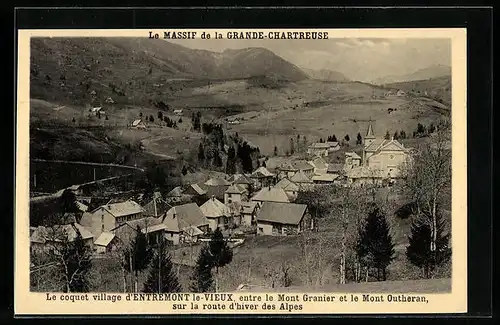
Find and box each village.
[29,114,452,293]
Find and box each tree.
[225,146,237,175]
[385,130,391,140]
[158,111,163,121]
[72,117,76,123]
[189,245,214,292]
[178,118,182,124]
[357,206,395,281]
[289,138,295,155]
[356,132,363,145]
[198,143,205,163]
[149,115,154,123]
[393,131,399,140]
[213,150,223,168]
[139,112,143,119]
[428,123,436,134]
[400,130,406,139]
[406,208,451,278]
[302,136,307,151]
[262,161,267,168]
[273,146,278,157]
[105,115,109,120]
[143,238,181,293]
[295,185,335,229]
[331,134,337,142]
[344,134,350,142]
[403,130,451,262]
[123,226,154,292]
[51,229,93,292]
[182,166,188,176]
[208,228,233,292]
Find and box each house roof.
[309,157,328,170]
[204,177,231,186]
[290,170,313,183]
[125,217,165,233]
[345,152,362,160]
[200,198,230,218]
[364,138,385,151]
[251,187,290,203]
[312,174,338,182]
[227,201,243,215]
[256,202,307,225]
[76,201,88,212]
[327,163,344,173]
[225,184,247,194]
[186,183,207,196]
[325,141,340,148]
[309,143,330,149]
[163,203,209,232]
[241,201,258,214]
[142,196,171,217]
[132,119,143,126]
[275,178,300,192]
[166,186,184,197]
[30,223,94,244]
[231,174,253,185]
[94,232,116,247]
[346,166,387,179]
[183,225,203,237]
[279,159,315,172]
[92,107,102,112]
[201,184,229,200]
[95,200,144,218]
[251,166,274,178]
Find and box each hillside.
[372,64,451,85]
[302,68,350,82]
[384,76,451,106]
[30,37,307,108]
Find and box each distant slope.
[30,38,308,108]
[372,64,451,85]
[384,75,451,106]
[302,68,349,82]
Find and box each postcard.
[15,27,467,315]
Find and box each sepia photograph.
[16,28,467,315]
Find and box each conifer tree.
[273,146,278,157]
[290,138,295,155]
[143,238,181,293]
[189,245,214,292]
[344,134,350,142]
[357,207,395,281]
[208,228,233,292]
[123,226,154,292]
[198,143,205,163]
[393,131,399,140]
[225,146,237,175]
[406,209,451,278]
[356,132,363,145]
[331,134,337,142]
[385,130,391,140]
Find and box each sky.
[168,38,451,82]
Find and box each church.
[344,121,411,185]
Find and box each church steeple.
[366,120,375,139]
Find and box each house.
[251,186,290,207]
[111,217,167,248]
[30,223,94,255]
[200,197,231,231]
[91,107,102,115]
[226,201,243,227]
[227,174,253,191]
[307,143,330,157]
[165,186,187,204]
[184,183,207,197]
[250,167,275,188]
[276,160,314,180]
[359,121,411,179]
[142,192,171,218]
[76,200,89,213]
[308,156,329,175]
[94,232,121,254]
[312,173,339,184]
[396,89,406,96]
[256,202,312,236]
[224,184,248,205]
[205,177,231,187]
[132,119,146,129]
[79,200,144,238]
[325,141,341,152]
[274,178,300,202]
[327,163,345,176]
[105,97,115,104]
[345,152,362,169]
[240,201,258,226]
[290,170,313,185]
[345,166,386,187]
[162,203,210,245]
[174,109,183,116]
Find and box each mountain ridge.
[371,64,451,85]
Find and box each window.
[258,227,264,233]
[389,154,394,159]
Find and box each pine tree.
[290,138,295,155]
[226,146,237,175]
[208,228,233,292]
[182,166,188,176]
[273,146,278,157]
[406,209,451,278]
[344,134,350,142]
[189,245,214,293]
[400,130,406,139]
[331,134,337,142]
[385,130,390,140]
[123,226,154,292]
[357,207,395,281]
[143,239,181,293]
[393,131,399,140]
[356,132,363,145]
[158,111,163,121]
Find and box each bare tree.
[402,130,451,262]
